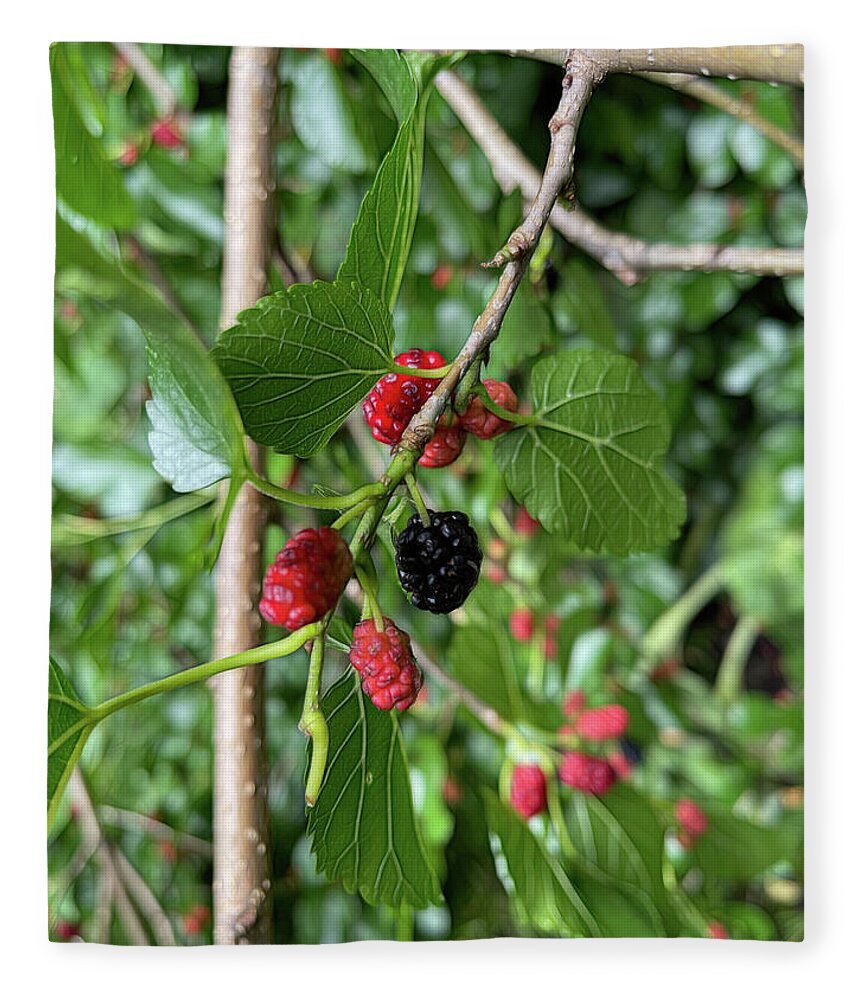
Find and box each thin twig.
[401,53,598,452]
[436,70,802,285]
[111,846,177,945]
[506,45,804,86]
[114,43,179,118]
[639,72,804,168]
[98,804,212,857]
[411,641,507,735]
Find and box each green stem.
[355,565,385,632]
[545,772,577,860]
[390,363,453,378]
[247,470,386,511]
[331,496,378,531]
[453,354,484,413]
[639,562,724,668]
[92,624,320,723]
[714,614,759,705]
[301,636,330,807]
[474,384,536,426]
[405,472,431,526]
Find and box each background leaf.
[214,281,395,456]
[495,349,686,554]
[351,49,417,123]
[51,44,136,228]
[48,657,94,828]
[307,671,443,909]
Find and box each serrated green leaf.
[351,49,417,123]
[336,109,426,313]
[48,657,94,829]
[307,671,442,909]
[484,792,661,938]
[494,350,686,554]
[51,44,135,228]
[213,281,395,457]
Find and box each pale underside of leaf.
[495,350,686,554]
[307,671,442,909]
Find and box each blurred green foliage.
[50,44,803,944]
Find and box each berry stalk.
[300,635,330,806]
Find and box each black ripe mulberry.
[395,510,482,614]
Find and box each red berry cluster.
[557,692,633,794]
[558,751,617,796]
[349,616,423,711]
[259,527,352,631]
[508,607,561,658]
[363,349,447,446]
[361,350,518,470]
[675,798,709,849]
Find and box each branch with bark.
[212,45,279,947]
[435,69,803,285]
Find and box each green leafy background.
[50,44,803,944]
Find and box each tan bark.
[212,46,279,946]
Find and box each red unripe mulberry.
[509,764,547,818]
[418,421,466,468]
[574,704,629,741]
[676,798,709,837]
[260,527,352,631]
[362,348,447,445]
[349,617,423,712]
[509,607,534,642]
[461,380,518,439]
[559,751,616,796]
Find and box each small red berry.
[562,690,586,718]
[260,527,352,631]
[118,142,139,166]
[676,798,709,838]
[159,840,178,863]
[559,751,616,796]
[54,920,81,941]
[443,776,462,806]
[607,750,633,780]
[349,617,423,712]
[509,764,547,818]
[151,117,183,149]
[418,420,466,468]
[430,264,454,290]
[543,636,558,659]
[545,614,561,634]
[650,657,681,682]
[487,537,507,561]
[322,48,341,64]
[486,561,506,584]
[509,608,534,642]
[363,349,447,445]
[183,904,211,936]
[707,921,730,940]
[461,380,518,439]
[574,705,629,741]
[514,507,540,537]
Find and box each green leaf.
[487,281,556,375]
[48,657,94,829]
[145,323,248,492]
[290,57,369,173]
[336,108,426,312]
[494,350,686,554]
[449,585,559,728]
[213,281,395,456]
[484,792,662,937]
[551,259,617,350]
[690,808,800,879]
[351,49,417,123]
[563,784,674,932]
[51,44,135,228]
[55,216,247,492]
[307,670,442,909]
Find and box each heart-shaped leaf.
[213,281,395,457]
[495,349,686,554]
[307,670,442,909]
